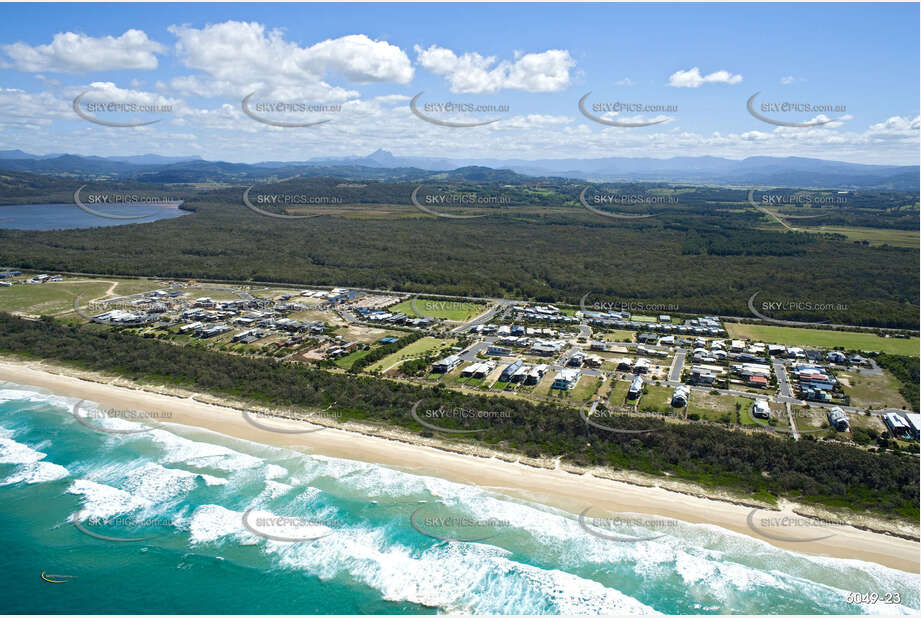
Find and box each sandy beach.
[1,356,918,574]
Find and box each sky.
[0,2,918,165]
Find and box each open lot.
[366,336,456,372]
[839,370,911,410]
[725,323,919,356]
[390,298,487,321]
[0,277,162,317]
[811,225,920,249]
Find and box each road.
[667,349,686,385]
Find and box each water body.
[0,203,190,231]
[0,383,917,614]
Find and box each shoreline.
[0,356,918,574]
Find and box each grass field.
[839,370,911,410]
[390,299,486,321]
[365,336,455,372]
[725,323,919,356]
[0,278,161,317]
[811,225,920,249]
[601,330,636,343]
[334,348,370,370]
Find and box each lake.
[0,203,190,230]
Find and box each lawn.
[335,348,371,370]
[608,378,631,406]
[637,384,673,414]
[365,336,455,372]
[390,298,487,321]
[725,323,919,356]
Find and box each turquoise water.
[0,382,917,615]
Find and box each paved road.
[667,349,686,385]
[772,360,794,399]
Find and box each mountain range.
[0,149,916,190]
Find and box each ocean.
[0,382,917,615]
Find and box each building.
[526,364,549,385]
[826,351,847,364]
[486,345,511,356]
[627,375,644,399]
[432,354,462,373]
[752,399,771,419]
[748,375,769,388]
[883,413,913,440]
[827,407,849,431]
[671,385,690,407]
[904,413,921,440]
[552,368,581,390]
[499,360,523,382]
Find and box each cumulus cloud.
[667,67,742,88]
[415,45,575,94]
[166,21,412,100]
[1,30,165,73]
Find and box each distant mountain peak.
[366,149,396,163]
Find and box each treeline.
[876,354,920,413]
[349,331,424,373]
[0,313,917,519]
[0,191,916,327]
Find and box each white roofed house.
[671,385,690,407]
[432,354,462,373]
[827,407,849,431]
[751,399,771,419]
[627,375,645,399]
[552,368,581,390]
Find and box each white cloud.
[667,67,742,88]
[167,21,412,100]
[1,30,165,73]
[615,77,634,87]
[415,45,575,94]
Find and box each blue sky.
[0,2,918,164]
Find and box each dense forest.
[0,177,917,328]
[0,313,917,518]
